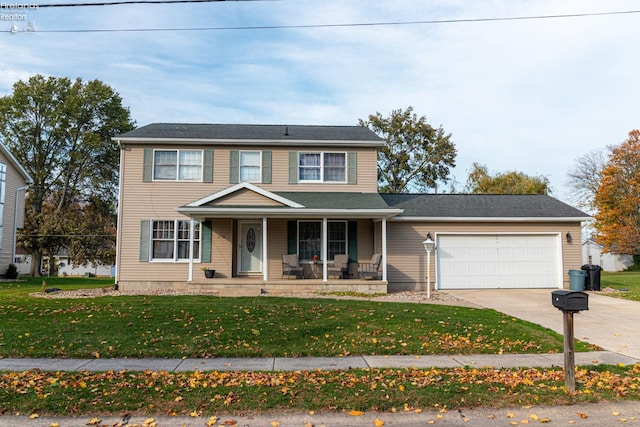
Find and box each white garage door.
[437,234,561,289]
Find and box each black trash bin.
[581,264,602,291]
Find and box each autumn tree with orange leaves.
[594,130,640,256]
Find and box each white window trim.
[297,220,348,262]
[152,149,204,182]
[150,219,201,262]
[298,151,347,183]
[239,150,262,183]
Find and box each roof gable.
[0,141,32,183]
[187,182,304,208]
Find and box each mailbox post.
[551,290,589,392]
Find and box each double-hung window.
[239,151,261,182]
[153,150,203,181]
[298,152,346,182]
[298,221,347,261]
[151,220,200,261]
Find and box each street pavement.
[1,401,640,426]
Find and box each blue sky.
[2,0,640,203]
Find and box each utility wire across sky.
[12,8,640,34]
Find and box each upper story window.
[153,150,203,181]
[298,152,346,183]
[239,151,261,182]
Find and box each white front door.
[238,221,262,274]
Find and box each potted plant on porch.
[201,266,215,278]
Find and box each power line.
[21,9,640,33]
[37,0,269,7]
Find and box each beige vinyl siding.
[0,151,27,272]
[267,219,288,278]
[211,219,233,278]
[385,221,583,292]
[117,144,379,285]
[213,189,284,206]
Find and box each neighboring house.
[582,238,634,272]
[114,123,589,293]
[13,248,114,277]
[0,142,31,276]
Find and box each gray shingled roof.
[381,194,590,218]
[276,192,392,210]
[117,123,383,143]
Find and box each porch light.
[422,233,436,299]
[566,232,572,243]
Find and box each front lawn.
[0,278,598,358]
[602,271,640,301]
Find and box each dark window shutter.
[287,220,297,254]
[143,149,153,182]
[347,152,357,185]
[229,150,239,184]
[348,221,358,263]
[139,220,150,261]
[262,150,272,184]
[201,221,212,263]
[288,151,298,184]
[203,149,214,183]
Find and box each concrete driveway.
[446,289,640,360]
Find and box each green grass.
[1,276,638,416]
[601,271,640,301]
[0,277,598,358]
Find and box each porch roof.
[177,190,401,219]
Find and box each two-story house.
[115,123,589,294]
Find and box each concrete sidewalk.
[0,350,637,372]
[447,289,640,359]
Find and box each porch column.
[382,217,388,282]
[322,217,328,282]
[262,217,268,282]
[188,218,195,282]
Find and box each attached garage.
[436,234,562,289]
[381,194,590,292]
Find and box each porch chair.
[282,254,304,279]
[327,254,350,279]
[358,253,382,280]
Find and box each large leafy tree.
[465,163,550,194]
[359,106,456,193]
[594,130,640,255]
[0,75,135,275]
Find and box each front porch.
[188,277,388,296]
